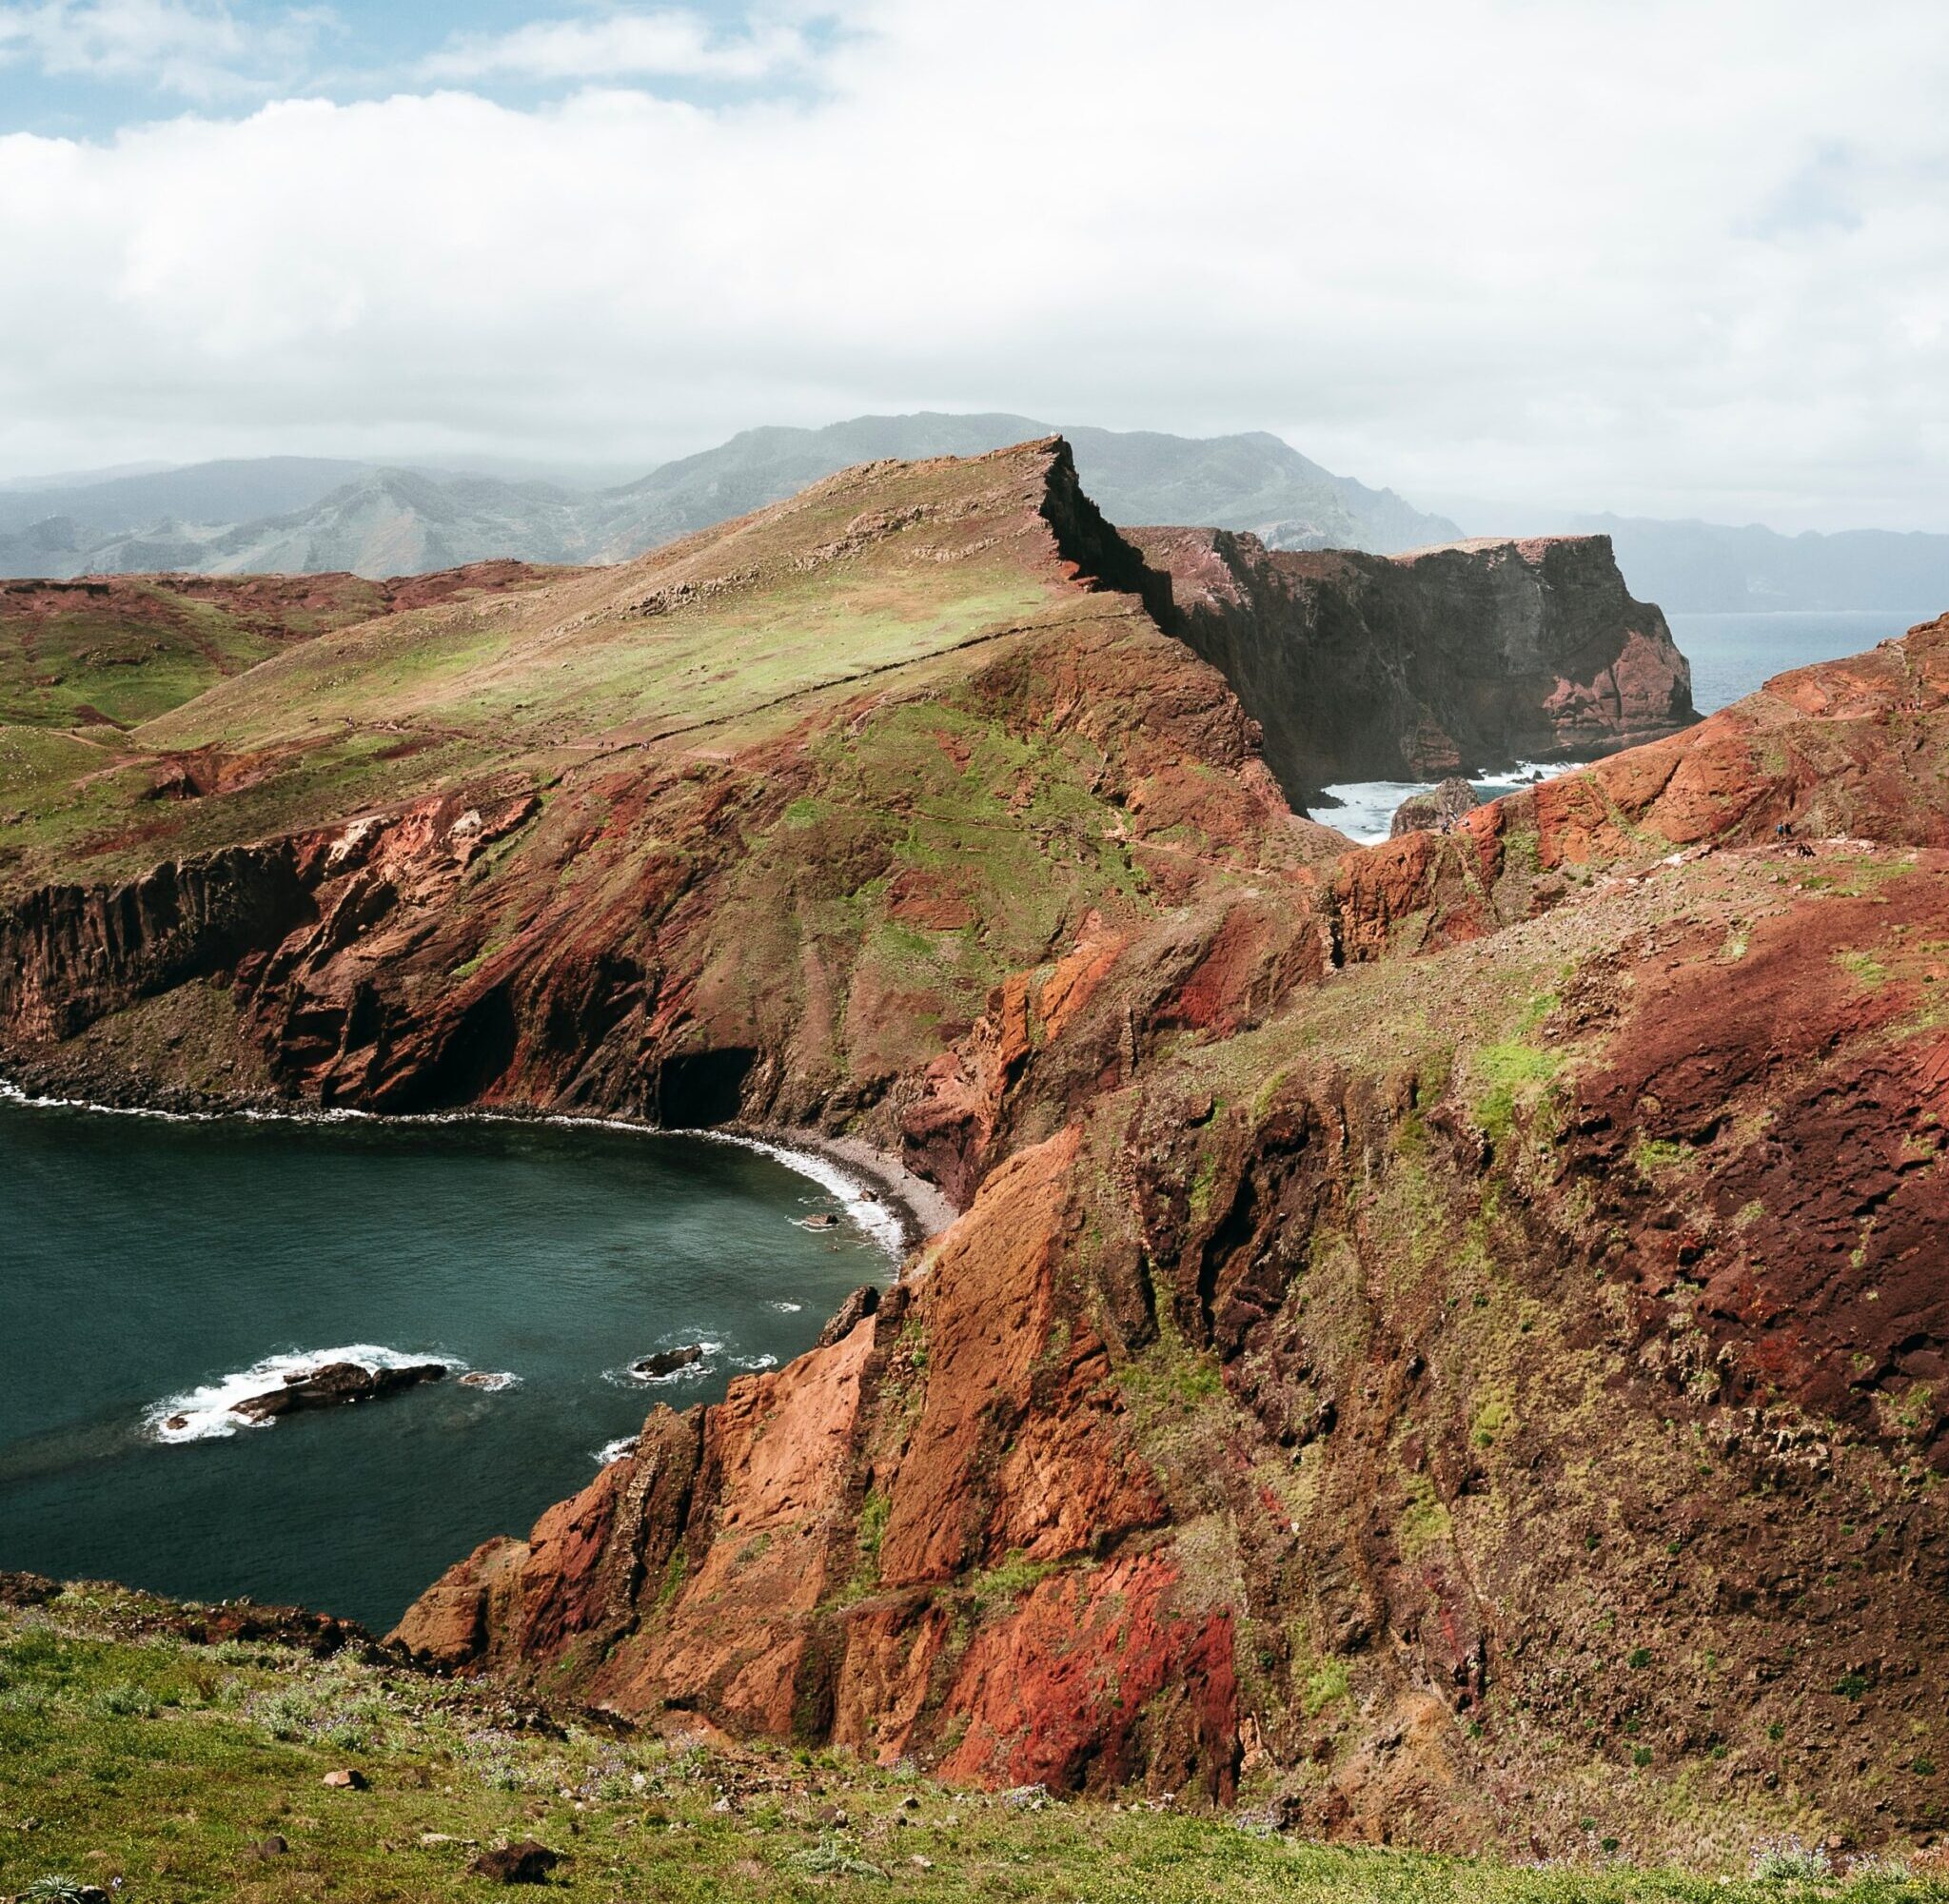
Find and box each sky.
[0,0,1945,531]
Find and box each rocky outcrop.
[11,442,1949,1854]
[1309,613,1949,966]
[389,615,1949,1853]
[395,1126,1238,1800]
[1133,527,1694,797]
[1388,776,1478,836]
[230,1359,446,1423]
[0,845,313,1045]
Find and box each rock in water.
[469,1839,562,1884]
[632,1344,703,1379]
[1388,776,1481,836]
[229,1360,446,1423]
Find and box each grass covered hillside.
[0,440,1338,1160]
[2,1580,1941,1903]
[5,442,1949,1868]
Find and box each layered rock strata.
[1133,527,1694,796]
[7,440,1947,1857]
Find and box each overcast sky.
[0,0,1945,530]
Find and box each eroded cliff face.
[1133,526,1694,796]
[8,444,1948,1857]
[396,1126,1240,1799]
[0,442,1337,1205]
[400,620,1949,1857]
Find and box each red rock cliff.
[399,617,1949,1856]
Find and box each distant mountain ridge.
[17,425,1940,612]
[1566,513,1949,614]
[0,416,1462,581]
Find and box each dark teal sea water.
[0,1100,893,1630]
[1666,608,1937,716]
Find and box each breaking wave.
[608,1339,723,1387]
[145,1345,464,1444]
[1317,759,1576,845]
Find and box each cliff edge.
[1134,527,1695,797]
[399,615,1949,1858]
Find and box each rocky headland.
[1,440,1943,1861]
[1134,526,1695,799]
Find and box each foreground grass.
[1,1590,1941,1904]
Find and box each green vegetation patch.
[1473,1040,1563,1147]
[1398,1474,1454,1560]
[1835,947,1893,989]
[1633,1137,1692,1178]
[3,1590,1945,1901]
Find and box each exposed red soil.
[1569,858,1949,1461]
[7,452,1949,1855]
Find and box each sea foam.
[1317,758,1576,845]
[682,1129,908,1256]
[609,1339,723,1387]
[146,1344,465,1444]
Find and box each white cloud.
[0,0,325,99]
[0,0,1945,529]
[422,10,812,85]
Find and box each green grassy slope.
[0,576,398,734]
[0,442,1136,900]
[2,1586,1932,1904]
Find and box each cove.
[0,1098,893,1631]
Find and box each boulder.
[815,1284,880,1350]
[1388,776,1480,836]
[631,1345,703,1380]
[230,1361,445,1423]
[469,1838,562,1884]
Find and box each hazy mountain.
[0,460,178,493]
[0,457,377,539]
[0,417,1461,581]
[7,432,1942,614]
[593,414,1459,560]
[1567,514,1949,615]
[1062,426,1451,552]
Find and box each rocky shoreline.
[7,441,1948,1854]
[0,1070,944,1260]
